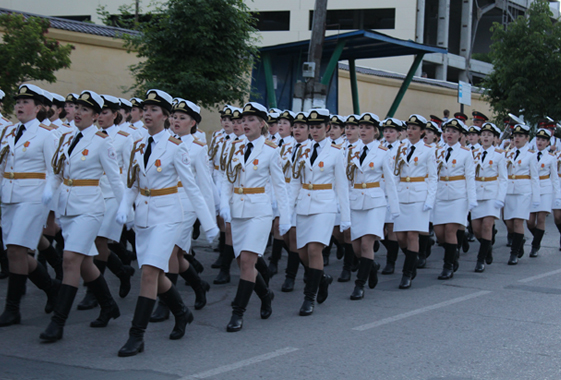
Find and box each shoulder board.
[197,128,203,133]
[117,130,130,137]
[494,148,504,153]
[39,123,54,131]
[378,145,388,151]
[194,139,206,147]
[265,140,278,148]
[461,146,470,151]
[95,131,108,138]
[169,136,182,145]
[232,139,243,144]
[550,152,556,156]
[1,117,10,123]
[528,149,535,153]
[331,144,342,150]
[424,144,432,148]
[129,125,138,130]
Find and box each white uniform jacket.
[220,135,291,225]
[0,119,57,204]
[291,138,350,223]
[535,149,560,196]
[435,142,477,204]
[120,122,145,141]
[505,144,540,204]
[472,146,508,202]
[123,130,215,231]
[348,141,399,214]
[51,125,124,216]
[100,125,133,199]
[180,134,215,217]
[393,140,438,206]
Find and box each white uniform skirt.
[394,202,430,233]
[60,213,104,255]
[432,198,469,226]
[136,222,181,272]
[231,215,272,257]
[504,193,531,220]
[2,202,49,250]
[97,197,121,241]
[176,211,197,252]
[296,212,336,249]
[351,206,385,241]
[471,199,500,220]
[531,193,552,213]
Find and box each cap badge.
[81,93,90,100]
[244,105,252,112]
[148,92,157,100]
[411,116,417,122]
[20,87,27,94]
[365,115,371,121]
[310,112,318,119]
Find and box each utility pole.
[294,0,328,111]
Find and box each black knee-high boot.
[282,251,300,292]
[382,240,399,274]
[399,250,418,289]
[77,260,106,310]
[211,232,226,268]
[106,252,135,298]
[338,244,354,282]
[417,235,430,268]
[158,284,193,340]
[317,270,333,304]
[475,239,491,272]
[88,275,120,328]
[185,251,204,274]
[179,265,210,310]
[54,229,65,255]
[322,237,334,265]
[254,272,274,319]
[118,296,156,357]
[530,228,545,257]
[150,273,177,322]
[39,284,78,342]
[38,236,63,281]
[438,243,456,280]
[0,246,8,280]
[457,229,468,254]
[227,279,255,332]
[268,239,285,277]
[508,233,525,265]
[299,268,323,316]
[0,273,27,326]
[28,261,60,313]
[108,241,133,266]
[214,244,233,284]
[255,256,270,286]
[351,257,373,300]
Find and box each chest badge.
[452,159,456,168]
[81,149,88,160]
[369,162,374,170]
[414,157,418,166]
[253,159,259,170]
[155,159,162,172]
[22,141,30,152]
[319,161,324,171]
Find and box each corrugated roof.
[0,8,139,38]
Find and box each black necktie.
[471,146,475,150]
[234,137,239,141]
[331,140,336,145]
[407,145,416,162]
[244,142,253,163]
[445,147,453,162]
[279,139,284,148]
[388,144,393,149]
[514,149,520,161]
[360,146,368,165]
[537,151,542,161]
[292,143,301,162]
[225,135,230,140]
[102,130,108,135]
[310,143,320,165]
[144,136,154,168]
[14,125,25,144]
[482,150,487,163]
[67,132,83,156]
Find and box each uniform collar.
[364,140,379,151]
[148,128,167,145]
[78,124,98,139]
[104,124,118,136]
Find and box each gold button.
[308,184,313,190]
[406,177,410,182]
[145,201,147,204]
[241,198,244,201]
[362,183,367,189]
[308,194,310,196]
[238,188,244,194]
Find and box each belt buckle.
[308,184,313,190]
[67,179,73,186]
[405,177,410,182]
[9,172,14,179]
[237,188,244,194]
[481,177,485,181]
[445,176,449,181]
[362,183,367,189]
[145,189,151,196]
[512,175,516,179]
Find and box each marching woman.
[470,122,507,272]
[0,84,59,327]
[346,115,399,299]
[291,109,350,315]
[115,90,218,356]
[503,124,540,265]
[527,128,561,257]
[432,119,477,280]
[220,102,290,332]
[39,90,124,342]
[392,115,437,288]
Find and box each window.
[252,11,290,31]
[56,15,91,22]
[309,8,395,30]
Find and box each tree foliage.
[0,14,73,114]
[482,0,561,126]
[123,0,259,109]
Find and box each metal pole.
[349,59,360,114]
[262,53,277,109]
[386,53,425,118]
[308,0,328,83]
[320,40,346,86]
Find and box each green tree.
[482,0,561,126]
[0,14,73,114]
[123,0,259,109]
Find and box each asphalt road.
[2,218,561,380]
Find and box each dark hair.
[114,112,123,125]
[163,108,170,129]
[59,108,67,119]
[37,105,47,122]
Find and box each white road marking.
[352,290,492,331]
[518,268,561,283]
[180,347,300,379]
